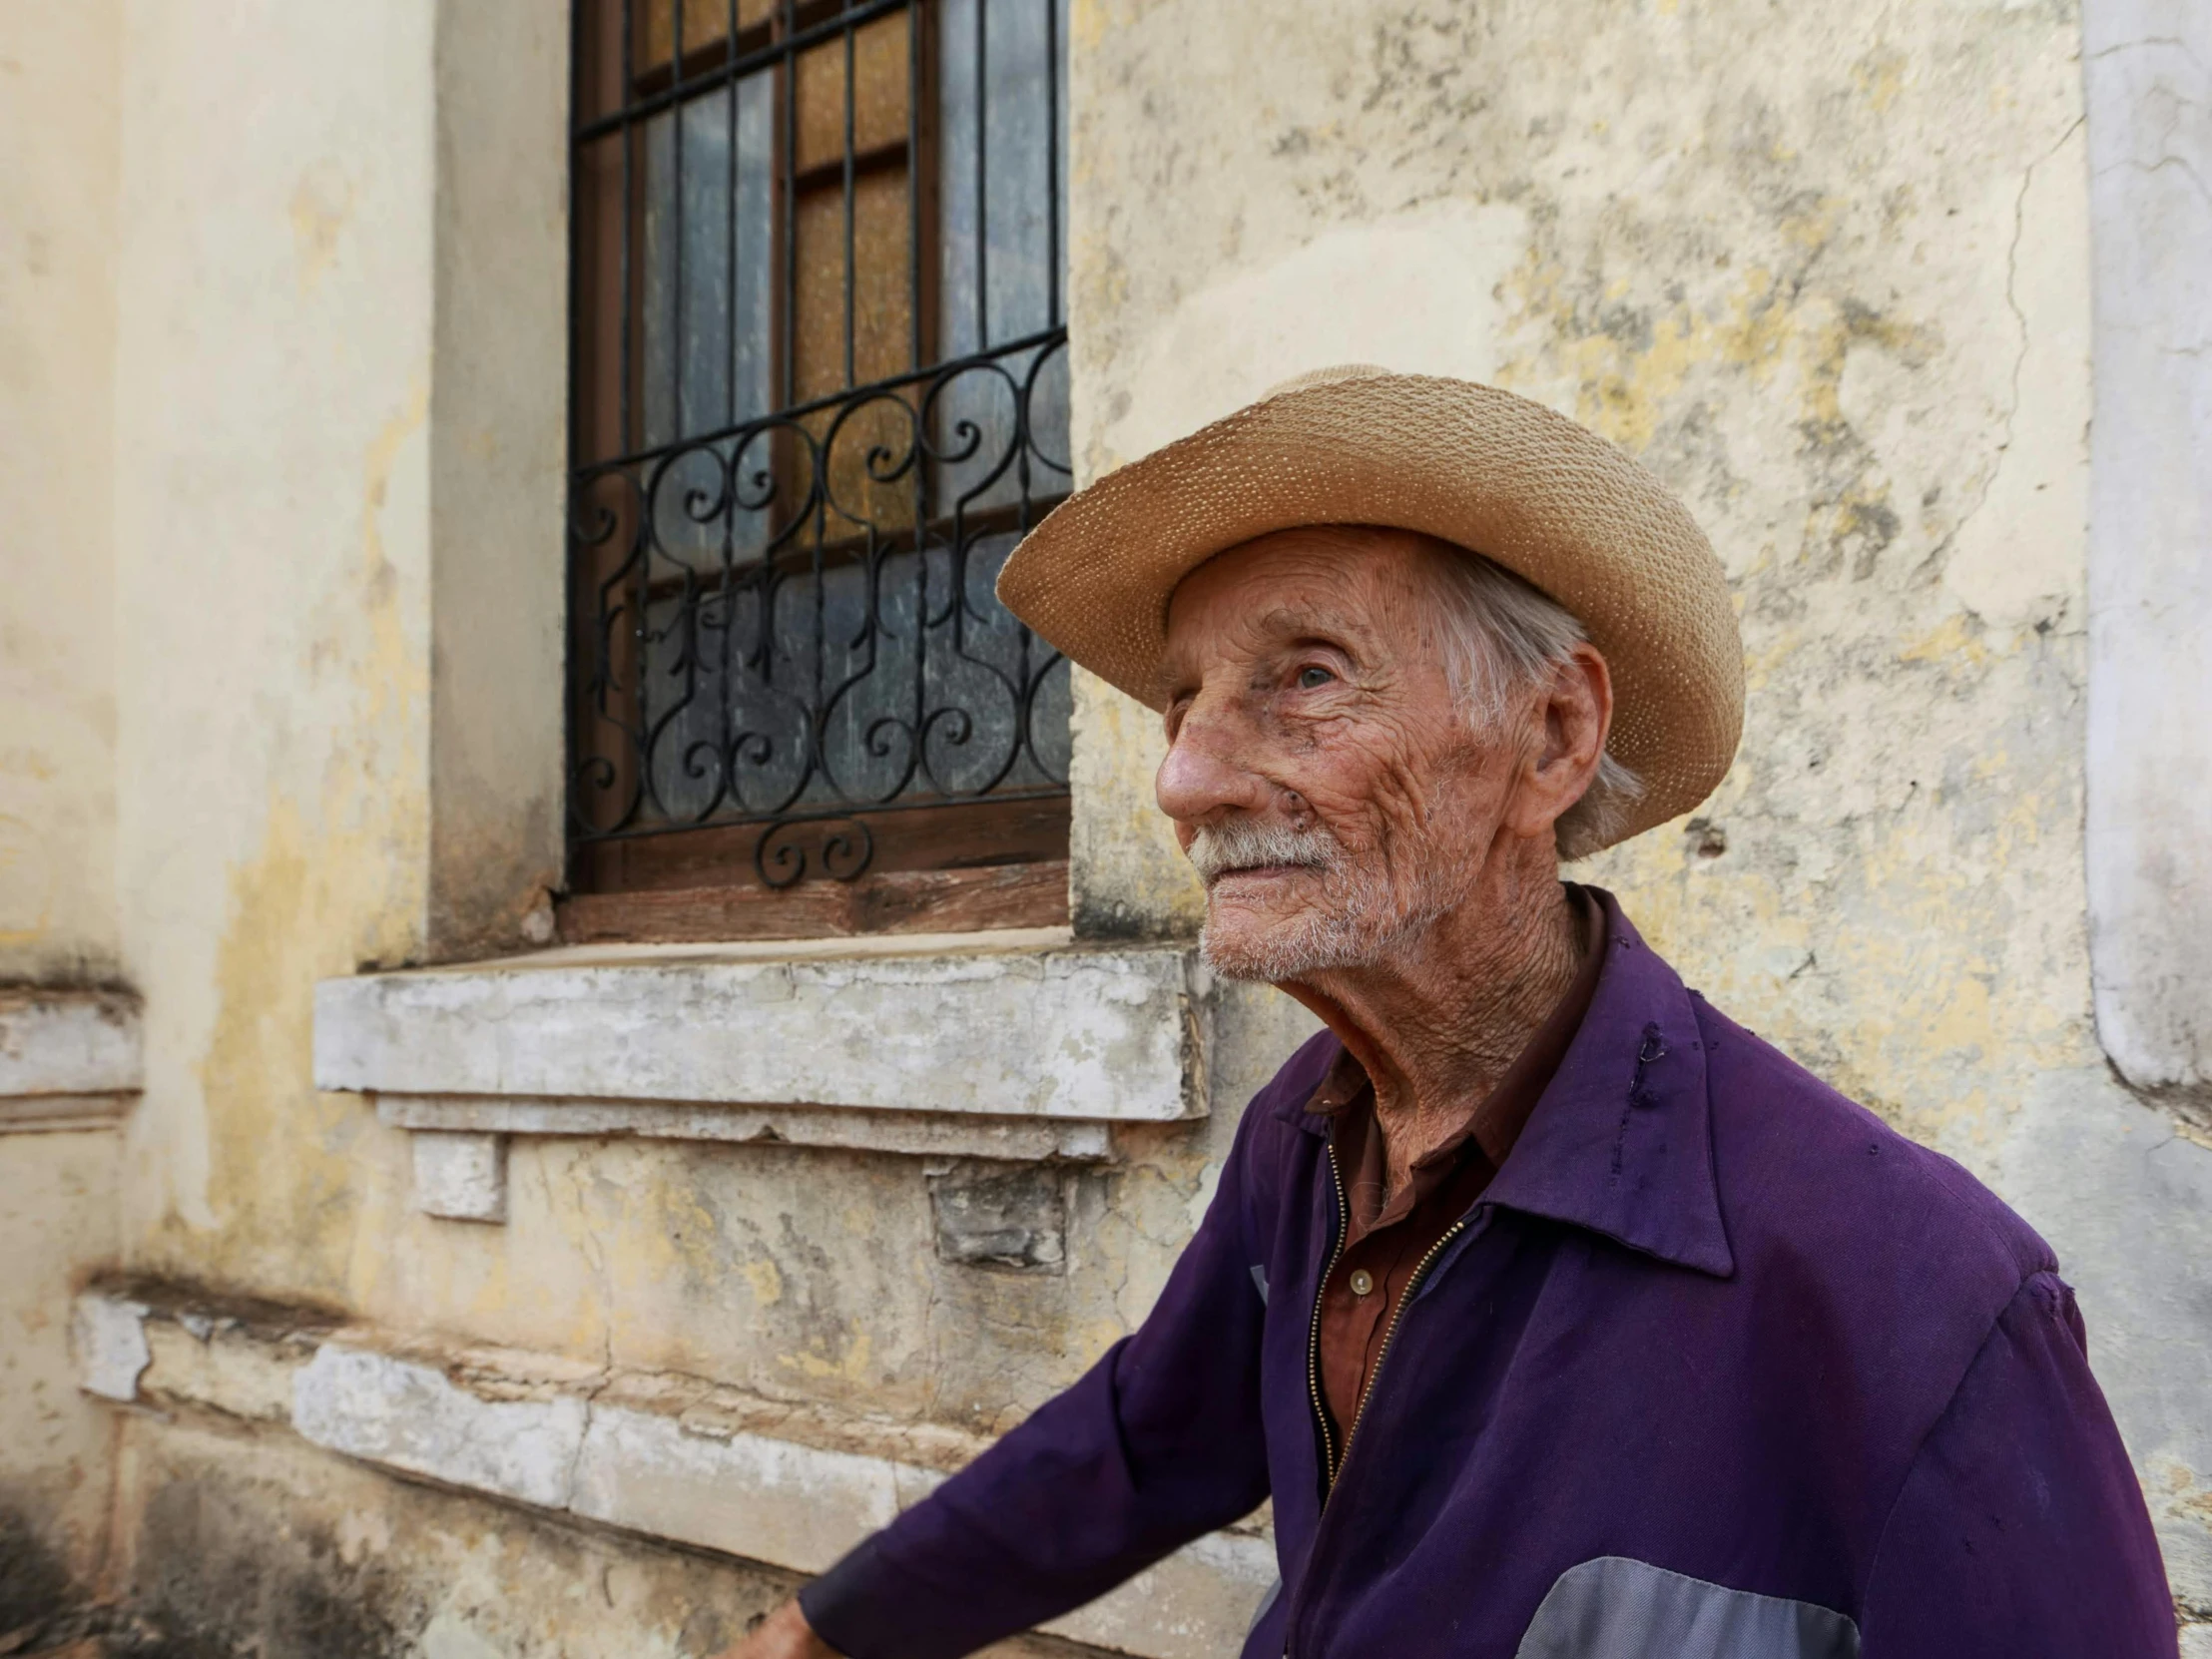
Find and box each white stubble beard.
[1189,818,1456,983]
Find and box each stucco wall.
[2082,0,2212,1104]
[426,0,569,959]
[0,0,126,1621]
[0,0,121,983]
[0,1129,119,1614]
[84,0,1259,1429]
[107,0,567,1297]
[80,30,1293,1642]
[1064,0,2212,1612]
[12,0,2203,1648]
[111,0,440,1288]
[101,1408,1073,1659]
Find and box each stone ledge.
[313,931,1211,1208]
[381,1095,1113,1164]
[74,1291,1274,1659]
[315,929,1210,1122]
[0,987,141,1132]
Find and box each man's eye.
[1296,666,1336,691]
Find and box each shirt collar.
[1270,886,1734,1279]
[1482,888,1734,1277]
[1299,884,1609,1173]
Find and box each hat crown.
[995,370,1745,852]
[1260,362,1393,400]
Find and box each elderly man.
[731,370,2173,1658]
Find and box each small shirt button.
[1349,1269,1376,1297]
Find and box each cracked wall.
[1064,0,2212,1620]
[8,0,2207,1650]
[103,1407,1078,1659]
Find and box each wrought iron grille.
[568,0,1072,898]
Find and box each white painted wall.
[2083,0,2212,1099]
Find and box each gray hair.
[1423,546,1644,860]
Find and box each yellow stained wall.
[86,0,1262,1448]
[113,0,438,1287]
[108,0,570,1314]
[1061,0,2212,1601]
[30,0,2209,1633]
[0,0,125,1603]
[0,0,121,984]
[1064,0,2098,1146]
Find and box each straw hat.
[995,365,1743,849]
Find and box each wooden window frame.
[565,0,1072,945]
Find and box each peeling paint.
[1061,0,2212,1610]
[71,1293,150,1402]
[4,0,2203,1644]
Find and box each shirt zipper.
[1288,1162,1475,1658]
[1309,1139,1479,1491]
[1307,1137,1351,1487]
[1332,1213,1472,1479]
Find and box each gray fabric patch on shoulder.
[1250,1263,1268,1304]
[1517,1557,1860,1659]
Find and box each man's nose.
[1156,697,1274,827]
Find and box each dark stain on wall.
[0,1500,77,1639]
[130,1474,410,1659]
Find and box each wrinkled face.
[1156,528,1533,982]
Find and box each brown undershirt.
[1306,884,1609,1444]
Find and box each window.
[566,0,1073,942]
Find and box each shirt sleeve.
[798,1099,1279,1659]
[1859,1271,2176,1657]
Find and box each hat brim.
[994,369,1744,851]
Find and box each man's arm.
[1859,1271,2176,1656]
[725,1095,1282,1659]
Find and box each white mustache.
[1186,820,1341,884]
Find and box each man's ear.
[1503,644,1613,840]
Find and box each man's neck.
[1285,855,1582,1192]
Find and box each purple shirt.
[804,891,2175,1657]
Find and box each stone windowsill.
[312,927,1213,1216]
[73,1288,1273,1659]
[0,986,142,1132]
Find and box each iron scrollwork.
[568,331,1074,886]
